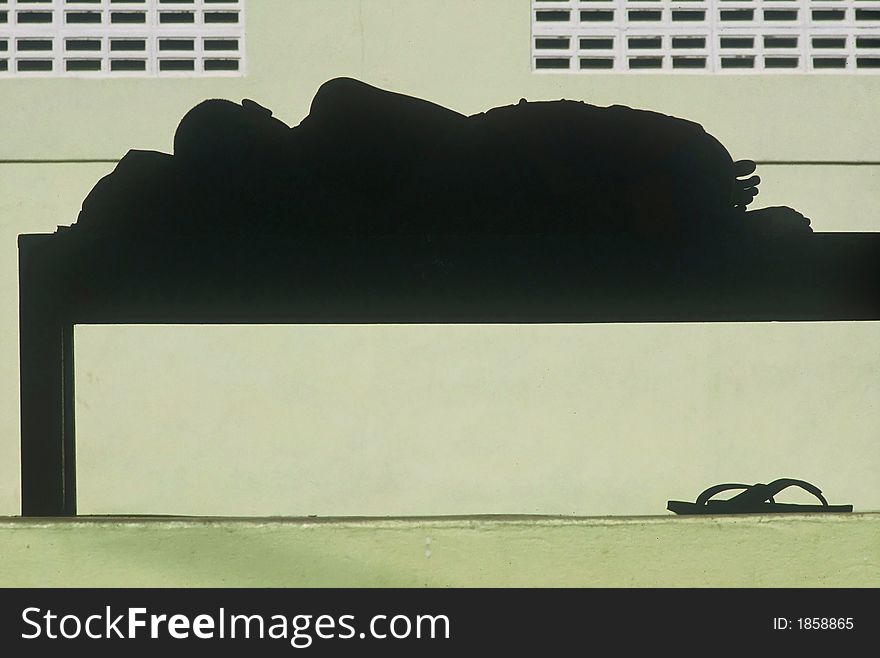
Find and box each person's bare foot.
[745,206,812,234]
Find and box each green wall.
[72,323,880,517]
[2,1,878,538]
[2,1,880,161]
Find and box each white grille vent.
[0,0,245,77]
[532,0,880,72]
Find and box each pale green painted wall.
[1,1,879,521]
[758,165,880,233]
[73,322,880,517]
[2,515,878,587]
[1,0,879,161]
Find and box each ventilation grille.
[0,0,245,77]
[533,0,880,72]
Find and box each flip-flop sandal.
[667,478,853,515]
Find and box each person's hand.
[733,159,759,209]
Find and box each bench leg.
[19,236,76,517]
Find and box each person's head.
[173,98,290,165]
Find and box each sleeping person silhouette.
[77,77,811,242]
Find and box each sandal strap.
[696,478,828,507]
[696,483,753,506]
